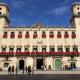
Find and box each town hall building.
[0,2,80,71]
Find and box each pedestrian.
[44,65,46,71]
[15,66,18,75]
[12,66,14,75]
[25,66,27,73]
[22,67,24,74]
[28,65,31,75]
[8,66,11,74]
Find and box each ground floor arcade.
[0,54,80,71]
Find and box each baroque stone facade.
[0,2,80,70]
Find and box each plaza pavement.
[0,70,80,75]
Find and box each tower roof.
[72,2,80,6]
[0,3,9,11]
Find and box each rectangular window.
[25,48,29,52]
[18,32,22,38]
[50,32,53,35]
[64,31,69,38]
[58,47,63,52]
[10,32,15,38]
[3,32,7,38]
[4,63,9,67]
[25,32,29,38]
[78,12,80,15]
[57,31,61,38]
[42,31,46,38]
[72,31,76,39]
[42,48,46,52]
[2,48,6,52]
[9,48,14,52]
[33,31,37,38]
[65,47,70,52]
[16,48,21,52]
[73,47,78,52]
[49,32,54,38]
[50,47,55,52]
[33,48,38,52]
[71,56,74,59]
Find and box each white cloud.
[46,6,69,15]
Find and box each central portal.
[36,59,43,69]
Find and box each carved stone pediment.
[32,23,45,28]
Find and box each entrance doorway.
[55,59,61,70]
[19,60,25,69]
[36,59,43,69]
[70,62,76,69]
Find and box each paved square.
[0,74,80,80]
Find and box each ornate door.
[55,59,61,70]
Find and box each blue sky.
[0,0,79,27]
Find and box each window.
[9,48,14,52]
[50,47,55,52]
[16,48,21,52]
[25,32,29,38]
[33,48,38,52]
[50,32,53,35]
[2,48,6,52]
[72,32,76,39]
[57,31,61,38]
[71,56,74,59]
[49,32,54,38]
[64,31,69,38]
[65,47,70,52]
[3,32,7,38]
[77,7,79,10]
[25,48,29,52]
[42,48,46,52]
[4,63,9,67]
[42,31,46,38]
[58,47,63,52]
[18,32,22,38]
[34,32,37,34]
[78,12,80,15]
[33,31,37,38]
[73,47,78,52]
[10,32,15,39]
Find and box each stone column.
[21,46,24,52]
[55,45,57,52]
